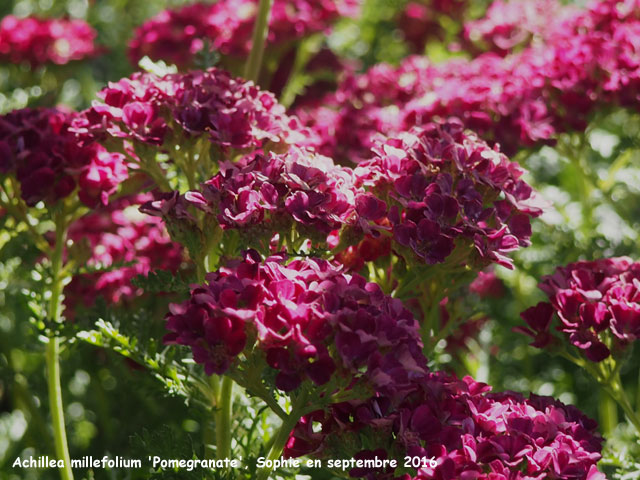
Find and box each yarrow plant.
[71,67,309,192]
[65,194,183,312]
[355,119,544,270]
[0,108,127,207]
[299,0,640,160]
[0,15,99,67]
[0,106,129,480]
[141,146,361,255]
[286,373,606,480]
[518,257,640,433]
[165,249,426,394]
[3,0,640,479]
[128,0,361,69]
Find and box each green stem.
[215,376,234,460]
[608,373,640,435]
[561,134,595,241]
[242,380,287,420]
[255,390,308,480]
[139,153,172,192]
[636,366,640,413]
[244,0,273,82]
[564,348,640,436]
[203,376,220,460]
[46,214,74,480]
[599,390,618,437]
[46,339,73,480]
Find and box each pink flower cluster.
[0,108,127,207]
[463,0,575,55]
[335,234,391,273]
[141,147,362,250]
[143,120,541,269]
[72,67,306,152]
[286,372,605,480]
[65,195,183,311]
[128,0,360,68]
[203,147,360,241]
[300,0,640,160]
[518,257,640,362]
[354,120,544,268]
[164,250,426,392]
[0,15,98,67]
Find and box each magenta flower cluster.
[518,257,640,362]
[142,119,541,270]
[163,146,361,246]
[354,120,544,268]
[463,0,575,55]
[65,194,183,311]
[128,0,360,69]
[0,108,127,207]
[300,0,640,160]
[72,67,306,152]
[334,234,391,273]
[0,15,98,67]
[286,372,605,480]
[164,250,426,393]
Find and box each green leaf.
[131,269,194,294]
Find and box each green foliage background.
[1,0,639,479]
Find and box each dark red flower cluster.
[334,234,392,273]
[72,67,307,152]
[164,250,426,393]
[0,15,98,67]
[0,108,127,207]
[286,372,605,480]
[295,58,421,163]
[300,0,640,160]
[518,257,640,362]
[463,0,575,55]
[128,0,360,68]
[142,147,362,249]
[204,147,360,240]
[354,120,544,268]
[65,194,183,311]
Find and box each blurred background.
[1,0,639,479]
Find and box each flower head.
[165,250,426,392]
[0,108,127,207]
[143,147,364,252]
[518,257,640,362]
[287,372,604,480]
[72,68,307,152]
[128,0,361,68]
[354,120,544,269]
[0,15,99,67]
